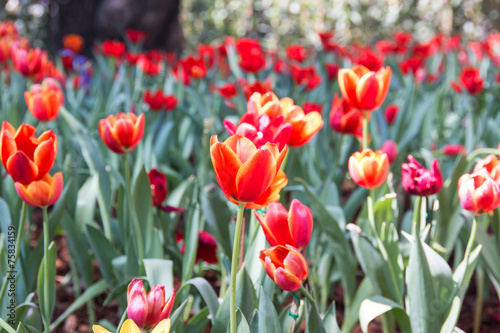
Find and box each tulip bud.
[260,245,308,292]
[348,149,389,189]
[127,279,148,328]
[380,140,398,164]
[146,286,175,328]
[401,155,443,196]
[98,112,145,154]
[384,105,399,125]
[255,199,313,250]
[458,170,500,215]
[442,144,465,156]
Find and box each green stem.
[320,134,344,200]
[362,111,369,150]
[124,153,144,261]
[43,206,50,333]
[230,203,245,333]
[298,285,315,304]
[280,148,290,172]
[0,202,27,304]
[460,217,478,288]
[411,197,423,237]
[473,267,484,333]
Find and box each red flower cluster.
[144,90,178,111]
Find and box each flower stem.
[362,111,369,150]
[124,153,144,261]
[230,202,245,333]
[298,285,315,304]
[43,206,50,333]
[0,202,27,303]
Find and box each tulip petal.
[274,267,301,291]
[224,135,257,164]
[33,138,56,179]
[246,170,288,209]
[92,325,112,333]
[0,127,17,168]
[151,319,171,333]
[7,151,38,185]
[356,72,380,110]
[236,148,275,202]
[210,141,242,201]
[120,319,142,333]
[288,199,313,249]
[338,69,360,108]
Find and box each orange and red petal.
[6,151,38,185]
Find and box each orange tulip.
[279,97,324,147]
[247,92,282,118]
[62,33,84,54]
[348,149,389,189]
[458,170,500,215]
[210,134,288,209]
[260,245,308,292]
[14,172,63,207]
[0,122,57,185]
[338,65,392,111]
[24,78,64,122]
[98,113,145,154]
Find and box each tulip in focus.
[260,245,308,292]
[98,113,145,154]
[93,318,170,333]
[127,279,175,330]
[15,172,63,207]
[401,155,443,196]
[210,134,288,209]
[380,140,398,164]
[255,199,313,250]
[338,65,392,111]
[24,78,64,122]
[348,149,389,189]
[458,170,500,215]
[0,122,57,185]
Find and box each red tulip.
[196,231,218,264]
[179,55,207,84]
[338,65,392,111]
[442,144,465,156]
[291,65,321,90]
[255,199,313,250]
[473,154,499,174]
[210,134,288,209]
[148,169,168,206]
[325,63,339,81]
[144,90,177,111]
[260,245,308,292]
[126,29,147,44]
[303,102,322,114]
[216,83,238,99]
[24,78,64,122]
[401,155,443,196]
[138,56,162,76]
[459,67,483,95]
[0,122,57,185]
[101,40,125,58]
[98,113,145,154]
[329,94,364,138]
[384,104,399,125]
[15,172,63,207]
[458,170,500,215]
[238,78,272,100]
[235,38,266,73]
[352,48,384,71]
[279,98,324,146]
[286,44,308,63]
[348,149,389,189]
[380,140,398,164]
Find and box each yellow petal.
[119,319,141,333]
[92,325,111,333]
[151,319,171,333]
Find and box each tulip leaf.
[305,301,326,333]
[36,242,56,328]
[169,300,188,331]
[181,202,200,282]
[359,296,411,333]
[258,287,281,333]
[15,323,30,333]
[184,306,210,333]
[143,259,173,292]
[75,175,98,226]
[179,277,219,325]
[475,222,500,296]
[323,302,341,333]
[132,167,154,255]
[236,309,251,333]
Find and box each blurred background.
[0,0,499,53]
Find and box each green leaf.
[36,242,56,328]
[179,278,219,325]
[143,259,173,292]
[184,307,210,333]
[182,204,201,282]
[305,301,326,333]
[16,322,30,333]
[476,222,500,294]
[132,167,154,254]
[236,309,250,333]
[322,303,341,333]
[84,225,120,288]
[359,296,411,333]
[170,300,188,331]
[258,287,281,333]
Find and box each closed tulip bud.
[98,112,145,154]
[380,140,398,164]
[443,144,465,156]
[255,199,313,250]
[384,104,399,125]
[401,155,443,196]
[0,122,57,185]
[260,245,308,292]
[24,78,64,122]
[338,65,392,111]
[14,172,63,207]
[458,170,500,215]
[127,279,148,328]
[146,286,175,328]
[210,134,288,209]
[348,149,389,189]
[473,154,499,174]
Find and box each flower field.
[1,19,500,333]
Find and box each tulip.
[348,149,389,189]
[216,83,238,99]
[352,48,384,71]
[279,98,324,147]
[247,92,282,118]
[384,104,399,125]
[238,78,272,100]
[62,33,84,54]
[458,170,500,215]
[11,44,47,77]
[93,318,170,333]
[148,169,168,206]
[98,112,145,154]
[329,94,365,138]
[0,122,57,185]
[338,65,392,111]
[235,38,266,73]
[255,199,313,250]
[179,231,219,264]
[126,29,147,44]
[101,40,125,58]
[442,144,465,156]
[325,63,339,81]
[179,55,207,84]
[223,112,292,151]
[210,134,288,209]
[14,172,63,207]
[380,140,398,164]
[303,102,322,114]
[144,90,177,111]
[138,56,162,76]
[286,44,308,63]
[401,155,443,196]
[459,67,483,95]
[127,279,176,330]
[473,154,499,174]
[260,245,308,292]
[24,78,64,122]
